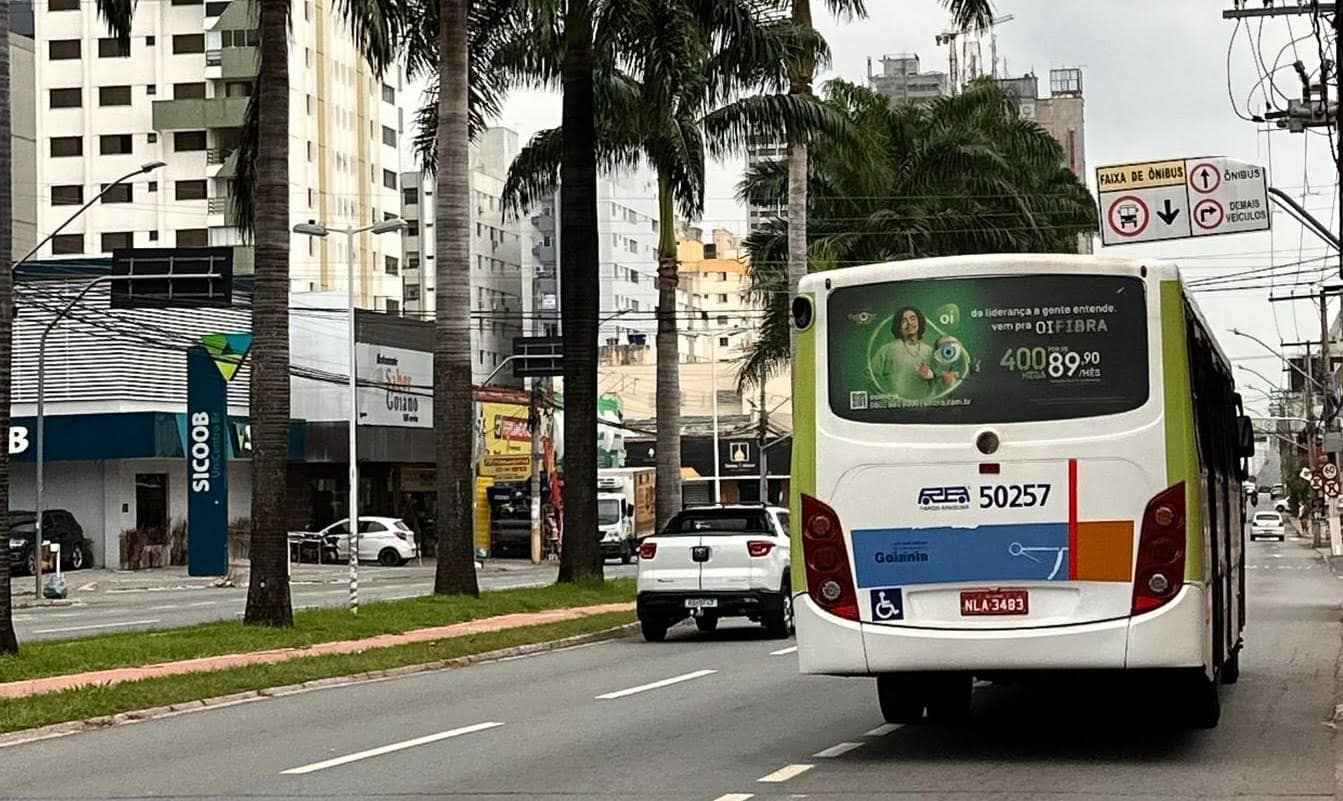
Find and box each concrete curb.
[0,621,637,749]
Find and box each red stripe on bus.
[1068,458,1079,580]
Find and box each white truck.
[597,467,656,564]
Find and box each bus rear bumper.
[796,585,1205,675]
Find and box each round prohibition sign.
[1107,194,1150,237]
[1324,462,1340,480]
[1188,161,1222,194]
[1193,198,1224,230]
[1328,480,1341,498]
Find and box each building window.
[385,255,399,276]
[146,35,156,46]
[719,337,730,348]
[99,85,132,106]
[716,315,729,326]
[50,40,82,60]
[171,0,203,5]
[386,299,400,314]
[717,272,728,281]
[206,1,229,16]
[306,94,314,115]
[307,141,314,161]
[175,180,208,201]
[717,293,728,303]
[405,283,420,302]
[148,230,160,242]
[382,169,397,190]
[305,0,312,20]
[50,137,82,158]
[173,82,206,99]
[51,185,83,206]
[49,0,79,10]
[172,34,205,54]
[100,134,134,155]
[100,183,133,204]
[146,85,157,96]
[174,131,207,151]
[97,37,130,58]
[307,189,314,207]
[51,234,84,255]
[402,220,417,238]
[382,83,395,104]
[176,229,209,247]
[148,181,158,192]
[382,126,397,147]
[542,235,552,247]
[402,187,418,206]
[407,254,420,270]
[101,232,134,252]
[225,80,252,97]
[49,88,81,109]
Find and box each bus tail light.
[801,494,859,621]
[1132,482,1186,615]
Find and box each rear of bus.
[790,256,1211,698]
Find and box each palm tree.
[235,0,404,624]
[782,1,992,358]
[0,1,136,654]
[738,79,1099,382]
[503,0,838,534]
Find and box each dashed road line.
[595,669,717,700]
[769,645,798,656]
[281,722,504,775]
[711,795,754,801]
[864,723,902,737]
[758,764,813,783]
[813,742,863,758]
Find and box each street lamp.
[292,217,405,614]
[19,160,167,598]
[1238,364,1285,390]
[684,327,751,503]
[1229,328,1331,394]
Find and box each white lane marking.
[33,618,160,635]
[595,669,717,700]
[813,742,863,758]
[712,795,755,801]
[864,723,902,737]
[757,764,813,783]
[280,722,504,775]
[189,601,218,607]
[770,645,798,656]
[148,604,182,611]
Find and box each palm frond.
[331,0,406,74]
[501,128,563,214]
[944,0,994,33]
[230,85,261,240]
[95,0,136,47]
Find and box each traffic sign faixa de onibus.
[1096,157,1269,247]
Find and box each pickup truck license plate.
[960,589,1028,616]
[684,598,718,609]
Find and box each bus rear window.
[826,274,1149,424]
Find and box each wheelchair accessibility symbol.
[869,588,904,621]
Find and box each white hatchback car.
[320,517,420,566]
[635,504,792,642]
[1250,511,1286,542]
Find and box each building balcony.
[207,196,237,226]
[152,96,249,131]
[221,46,259,80]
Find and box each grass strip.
[1,579,634,684]
[0,610,635,736]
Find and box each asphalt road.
[9,561,639,641]
[1,534,1339,801]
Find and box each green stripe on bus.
[1160,280,1203,582]
[791,296,817,592]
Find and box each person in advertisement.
[873,306,963,401]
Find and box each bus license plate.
[960,589,1029,616]
[685,598,718,609]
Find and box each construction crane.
[935,13,1015,92]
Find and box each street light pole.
[294,218,404,614]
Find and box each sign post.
[1096,157,1270,247]
[187,333,251,576]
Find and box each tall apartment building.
[677,226,759,363]
[744,131,785,233]
[995,68,1089,253]
[867,54,949,107]
[10,29,37,260]
[399,127,526,385]
[26,0,406,308]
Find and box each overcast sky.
[476,1,1342,413]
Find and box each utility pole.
[529,379,543,565]
[757,370,768,504]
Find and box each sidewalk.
[0,601,634,699]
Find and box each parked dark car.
[7,509,88,574]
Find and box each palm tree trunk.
[556,0,602,583]
[0,0,18,655]
[243,0,293,626]
[786,0,813,357]
[653,175,681,528]
[432,0,478,597]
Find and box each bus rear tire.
[877,675,925,724]
[1185,671,1221,728]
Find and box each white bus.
[789,255,1255,728]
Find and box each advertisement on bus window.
[826,274,1150,424]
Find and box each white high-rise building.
[26,0,407,309]
[399,127,526,385]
